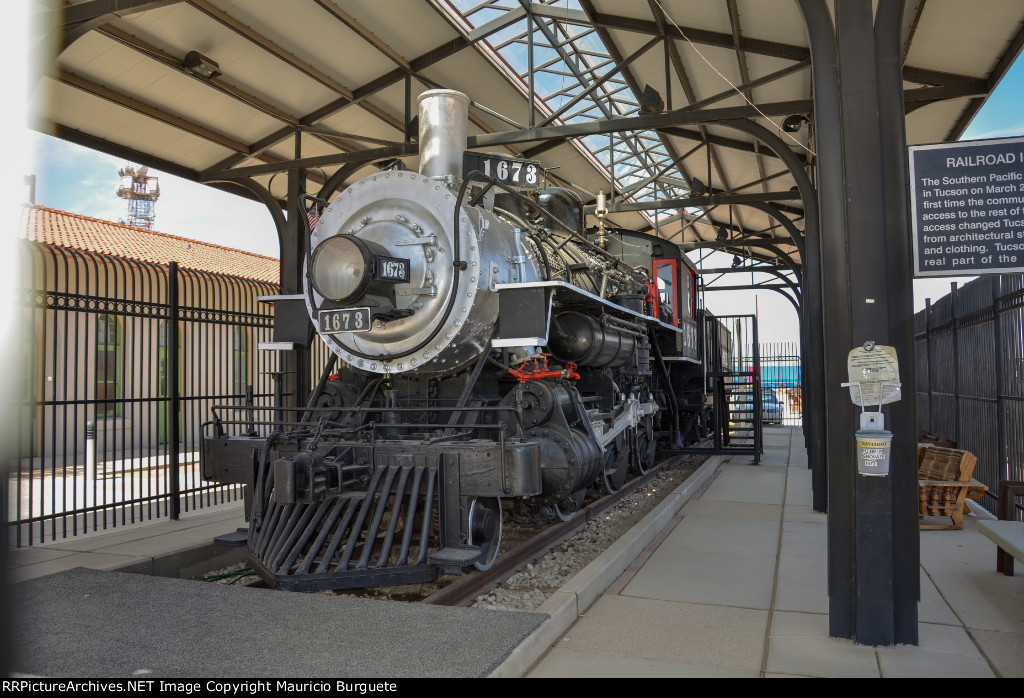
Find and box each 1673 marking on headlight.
[319,308,372,334]
[376,256,410,282]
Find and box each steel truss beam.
[591,7,995,91]
[588,191,799,213]
[55,69,252,154]
[186,0,402,132]
[51,0,1007,203]
[195,2,540,177]
[537,35,663,127]
[198,98,810,181]
[708,284,802,315]
[518,0,665,202]
[54,0,185,49]
[635,0,743,233]
[725,0,770,209]
[700,266,801,305]
[38,122,283,213]
[946,21,1024,139]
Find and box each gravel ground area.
[470,454,705,612]
[198,453,708,609]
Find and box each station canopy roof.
[31,0,1024,272]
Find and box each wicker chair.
[918,446,988,530]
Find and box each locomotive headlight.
[310,235,375,302]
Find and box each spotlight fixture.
[782,114,808,133]
[732,255,743,268]
[690,177,706,195]
[716,226,728,241]
[184,51,221,79]
[639,84,665,115]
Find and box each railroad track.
[422,454,700,607]
[201,453,705,600]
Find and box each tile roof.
[19,205,280,285]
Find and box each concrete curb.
[489,454,723,678]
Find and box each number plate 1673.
[318,308,371,334]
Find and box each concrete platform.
[5,426,1024,678]
[516,427,1024,679]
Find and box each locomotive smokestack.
[417,89,469,181]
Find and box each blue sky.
[961,53,1024,141]
[26,134,281,258]
[5,14,1024,344]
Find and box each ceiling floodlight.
[782,114,808,133]
[716,226,728,241]
[732,255,743,268]
[690,177,706,195]
[184,51,221,79]
[639,84,664,115]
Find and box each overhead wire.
[650,0,817,157]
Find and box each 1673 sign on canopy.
[909,136,1024,276]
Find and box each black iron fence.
[8,242,285,545]
[915,274,1024,518]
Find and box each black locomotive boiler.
[201,90,719,591]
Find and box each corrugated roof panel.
[906,97,977,146]
[640,0,733,36]
[216,0,400,89]
[906,0,1022,77]
[675,43,748,103]
[362,82,418,128]
[345,1,461,60]
[104,3,341,116]
[56,28,122,73]
[731,0,811,46]
[61,34,280,148]
[32,0,1024,277]
[315,102,405,142]
[740,54,811,103]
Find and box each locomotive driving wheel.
[602,433,630,494]
[467,497,502,571]
[554,489,586,521]
[632,418,656,475]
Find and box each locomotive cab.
[588,228,701,360]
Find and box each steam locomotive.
[201,90,721,592]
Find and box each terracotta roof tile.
[19,205,280,285]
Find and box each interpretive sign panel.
[909,136,1024,276]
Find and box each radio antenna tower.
[116,164,160,229]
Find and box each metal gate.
[758,342,803,428]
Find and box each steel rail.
[422,455,694,607]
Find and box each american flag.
[306,206,320,233]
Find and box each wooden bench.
[918,446,988,530]
[977,481,1024,575]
